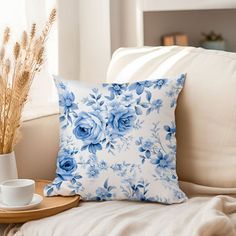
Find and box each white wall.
[58,0,236,82]
[120,0,139,47]
[79,0,111,82]
[57,0,142,82]
[110,0,121,53]
[110,0,140,51]
[58,0,111,82]
[57,0,80,81]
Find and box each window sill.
[22,103,59,122]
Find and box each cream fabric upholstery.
[15,114,59,180]
[107,46,236,188]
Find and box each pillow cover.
[45,74,187,204]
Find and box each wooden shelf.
[143,9,236,52]
[136,0,236,50]
[139,0,236,12]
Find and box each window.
[0,0,58,120]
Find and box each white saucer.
[0,194,43,211]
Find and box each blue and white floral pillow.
[45,74,187,204]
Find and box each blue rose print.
[73,112,105,154]
[108,105,137,136]
[45,75,187,204]
[57,155,78,181]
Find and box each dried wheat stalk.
[0,8,56,154]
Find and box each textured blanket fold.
[4,182,236,236]
[5,198,236,236]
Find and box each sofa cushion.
[45,75,187,204]
[107,46,236,188]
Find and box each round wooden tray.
[0,180,80,223]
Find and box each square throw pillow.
[45,74,187,204]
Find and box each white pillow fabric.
[106,46,236,189]
[45,74,187,204]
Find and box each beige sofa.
[6,46,236,236]
[15,114,59,181]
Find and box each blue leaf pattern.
[44,74,187,204]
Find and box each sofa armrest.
[15,114,59,180]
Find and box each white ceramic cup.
[0,179,35,206]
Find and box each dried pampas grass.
[0,8,56,154]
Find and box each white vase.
[0,152,18,183]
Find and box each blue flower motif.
[73,112,105,154]
[81,155,108,178]
[177,74,185,87]
[122,93,133,102]
[57,154,78,181]
[87,166,99,178]
[99,160,108,170]
[86,143,103,154]
[108,105,137,136]
[121,179,150,201]
[96,179,116,201]
[111,162,130,177]
[58,81,66,90]
[44,180,63,196]
[111,163,123,172]
[104,83,128,100]
[128,80,153,95]
[174,189,186,200]
[146,99,163,115]
[47,76,187,203]
[108,83,127,96]
[138,140,153,163]
[151,99,163,112]
[154,79,168,89]
[151,151,175,170]
[59,92,78,113]
[166,90,175,98]
[142,140,153,150]
[164,123,176,141]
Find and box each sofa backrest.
[15,114,59,180]
[107,46,236,188]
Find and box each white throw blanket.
[4,196,236,235]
